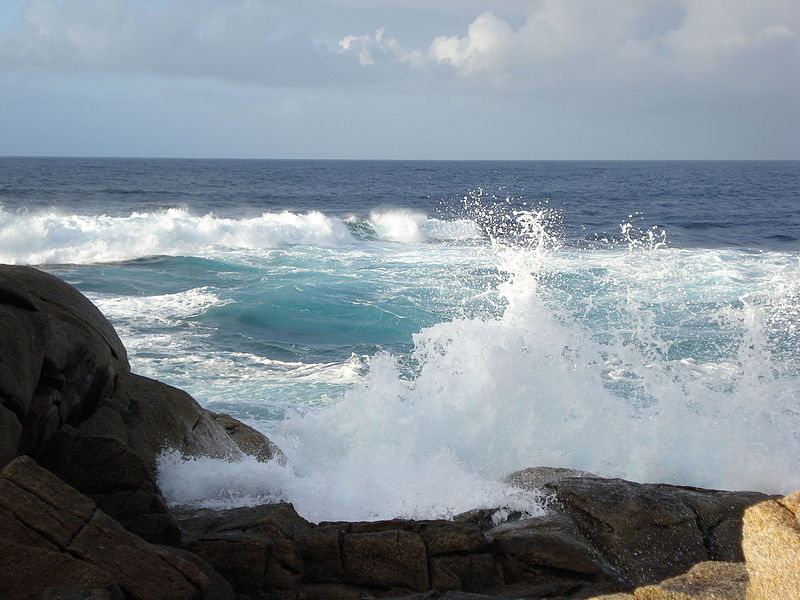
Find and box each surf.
[150,208,800,522]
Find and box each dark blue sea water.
[1,158,799,521]
[2,158,799,248]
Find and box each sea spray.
[153,207,800,521]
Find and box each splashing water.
[154,207,800,522]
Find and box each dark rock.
[117,374,242,471]
[297,583,367,600]
[543,477,768,587]
[430,554,504,591]
[505,466,597,491]
[0,265,128,467]
[343,528,429,592]
[488,511,619,582]
[0,265,285,544]
[0,541,125,600]
[295,523,347,583]
[419,520,488,556]
[452,508,503,532]
[0,455,232,600]
[176,503,311,593]
[381,593,522,600]
[211,411,286,464]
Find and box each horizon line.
[2,155,799,162]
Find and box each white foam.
[369,208,483,244]
[148,210,800,520]
[88,287,231,325]
[156,448,542,523]
[0,207,356,264]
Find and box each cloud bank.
[3,0,797,99]
[0,0,797,158]
[420,0,800,98]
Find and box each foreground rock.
[633,561,747,599]
[0,455,233,600]
[535,476,768,587]
[165,471,769,600]
[742,490,800,599]
[0,265,283,543]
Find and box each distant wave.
[364,209,483,244]
[0,206,482,265]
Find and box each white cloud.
[424,0,800,97]
[337,26,424,68]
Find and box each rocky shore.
[1,265,797,600]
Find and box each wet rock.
[742,490,800,600]
[543,477,768,587]
[505,466,597,490]
[488,511,619,584]
[211,411,286,464]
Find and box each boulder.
[0,455,232,600]
[742,490,800,600]
[176,503,312,593]
[0,265,285,543]
[488,511,620,589]
[210,411,286,464]
[505,466,597,490]
[0,542,125,600]
[0,265,128,467]
[175,508,509,598]
[542,477,768,586]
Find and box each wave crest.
[0,207,356,264]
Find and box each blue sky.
[0,0,798,159]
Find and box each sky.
[0,0,798,159]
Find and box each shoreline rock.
[0,264,284,544]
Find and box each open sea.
[1,157,799,522]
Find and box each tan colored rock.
[742,490,800,600]
[633,561,746,599]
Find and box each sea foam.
[155,211,800,522]
[0,206,481,265]
[0,208,356,264]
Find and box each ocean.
[1,157,799,523]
